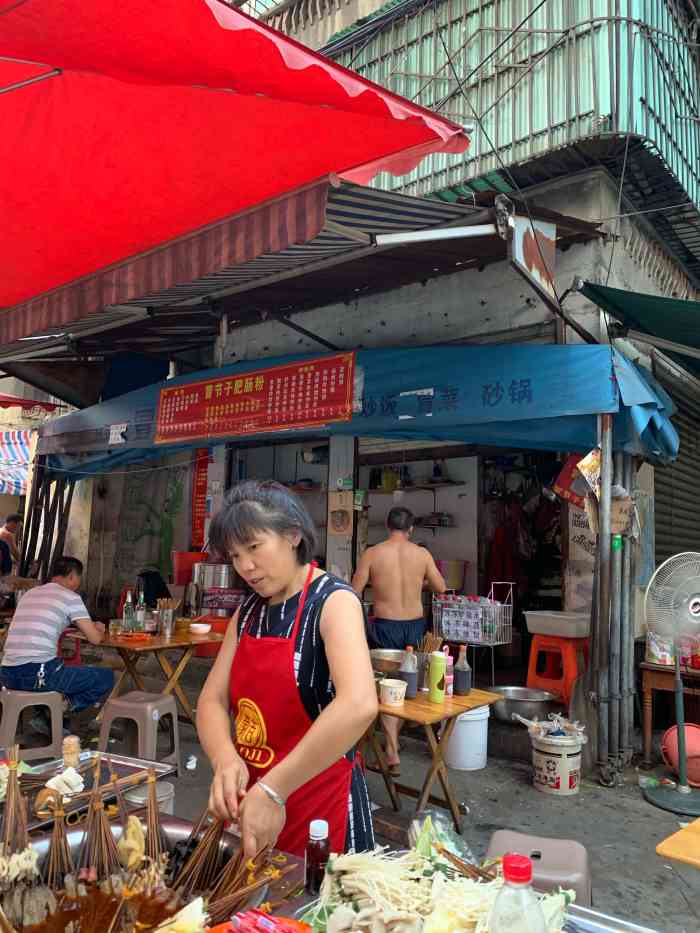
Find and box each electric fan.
[643,551,700,816]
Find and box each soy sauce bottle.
[305,819,330,895]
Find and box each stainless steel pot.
[192,562,234,589]
[491,686,564,723]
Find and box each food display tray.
[13,750,176,833]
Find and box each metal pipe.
[597,414,614,784]
[620,455,634,765]
[609,452,623,774]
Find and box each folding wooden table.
[69,630,224,727]
[369,688,501,833]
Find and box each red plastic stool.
[526,635,589,706]
[58,631,82,667]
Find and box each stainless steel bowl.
[369,648,404,675]
[491,686,564,723]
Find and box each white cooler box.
[525,610,591,638]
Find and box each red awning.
[0,395,58,413]
[0,0,469,342]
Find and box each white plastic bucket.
[124,780,176,815]
[531,734,582,796]
[444,705,489,771]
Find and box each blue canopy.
[40,345,678,477]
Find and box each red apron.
[229,563,354,857]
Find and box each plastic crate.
[433,583,513,646]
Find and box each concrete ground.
[90,653,699,933]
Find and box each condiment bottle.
[443,646,454,697]
[398,646,418,699]
[454,645,472,695]
[428,651,447,704]
[123,590,135,632]
[305,819,330,895]
[489,854,547,933]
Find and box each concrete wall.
[360,457,479,593]
[84,455,191,616]
[222,170,687,365]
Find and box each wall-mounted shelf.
[367,483,466,494]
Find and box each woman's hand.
[209,750,250,822]
[238,783,286,858]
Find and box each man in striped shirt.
[0,556,114,724]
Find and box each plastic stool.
[0,689,64,761]
[486,829,592,907]
[526,635,589,706]
[98,691,180,774]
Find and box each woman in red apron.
[197,481,377,858]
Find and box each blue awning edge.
[40,345,679,476]
[613,353,679,463]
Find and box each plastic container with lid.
[490,854,547,933]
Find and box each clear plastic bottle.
[490,854,547,933]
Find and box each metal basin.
[491,686,564,723]
[370,649,404,675]
[30,813,235,866]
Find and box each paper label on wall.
[328,491,354,537]
[568,506,596,564]
[108,423,128,445]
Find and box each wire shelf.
[433,582,513,646]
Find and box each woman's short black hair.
[209,481,318,565]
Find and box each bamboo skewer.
[435,844,498,882]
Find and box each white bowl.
[190,623,212,634]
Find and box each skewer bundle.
[45,797,74,890]
[76,756,121,883]
[172,812,224,897]
[145,771,164,864]
[156,599,181,613]
[418,631,443,654]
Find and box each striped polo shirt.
[2,582,90,666]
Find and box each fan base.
[643,785,700,816]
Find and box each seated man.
[0,556,114,729]
[0,513,21,568]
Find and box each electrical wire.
[432,13,563,310]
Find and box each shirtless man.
[352,506,446,772]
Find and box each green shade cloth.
[581,282,700,378]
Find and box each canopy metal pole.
[620,454,634,765]
[597,414,614,785]
[609,451,623,775]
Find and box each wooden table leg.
[119,650,147,691]
[417,720,462,833]
[154,648,197,726]
[368,719,401,812]
[643,672,653,768]
[96,650,144,722]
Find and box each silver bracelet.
[257,780,286,808]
